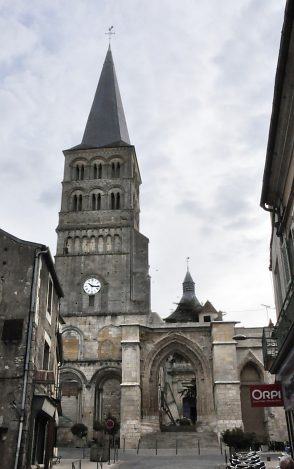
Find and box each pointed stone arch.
[238,351,265,380]
[238,355,267,439]
[142,332,214,422]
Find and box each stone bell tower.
[55,46,150,446]
[55,46,150,318]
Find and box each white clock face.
[83,278,101,295]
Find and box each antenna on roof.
[105,26,115,45]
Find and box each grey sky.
[0,0,286,325]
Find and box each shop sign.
[249,384,283,407]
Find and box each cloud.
[0,0,285,327]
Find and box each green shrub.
[71,423,88,439]
[221,427,256,450]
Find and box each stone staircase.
[139,430,219,449]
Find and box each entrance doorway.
[240,363,266,440]
[158,352,197,428]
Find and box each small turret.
[165,269,203,323]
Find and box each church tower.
[55,47,150,445]
[55,46,150,318]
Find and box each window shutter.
[281,240,291,286]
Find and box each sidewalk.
[54,448,283,469]
[56,448,118,469]
[57,460,118,469]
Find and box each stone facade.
[0,229,63,469]
[55,47,288,449]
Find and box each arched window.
[74,164,85,181]
[74,237,80,253]
[110,191,122,210]
[91,193,96,210]
[111,192,115,210]
[89,236,96,252]
[114,234,121,252]
[73,194,78,211]
[78,194,83,211]
[116,193,120,209]
[98,236,104,253]
[64,237,73,254]
[82,236,88,253]
[111,161,121,178]
[60,370,83,425]
[91,193,102,210]
[93,163,103,179]
[106,235,112,252]
[111,162,116,178]
[62,331,81,360]
[73,193,83,211]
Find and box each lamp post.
[232,334,261,341]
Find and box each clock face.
[83,278,101,295]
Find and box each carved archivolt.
[142,333,214,417]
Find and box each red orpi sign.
[249,384,283,407]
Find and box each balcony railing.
[274,282,294,350]
[262,327,278,370]
[33,370,55,384]
[263,279,294,371]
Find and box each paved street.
[56,448,282,469]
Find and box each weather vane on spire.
[105,26,115,44]
[186,257,190,271]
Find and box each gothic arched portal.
[142,334,214,429]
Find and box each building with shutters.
[55,46,287,449]
[0,228,63,469]
[261,0,294,456]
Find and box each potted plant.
[90,421,108,462]
[221,427,257,454]
[71,423,88,450]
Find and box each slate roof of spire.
[70,46,131,150]
[165,270,203,323]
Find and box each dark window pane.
[2,319,23,342]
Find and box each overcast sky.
[0,0,286,326]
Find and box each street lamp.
[232,334,261,341]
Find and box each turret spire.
[165,269,203,323]
[72,47,131,150]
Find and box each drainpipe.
[14,248,48,469]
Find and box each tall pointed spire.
[73,46,131,150]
